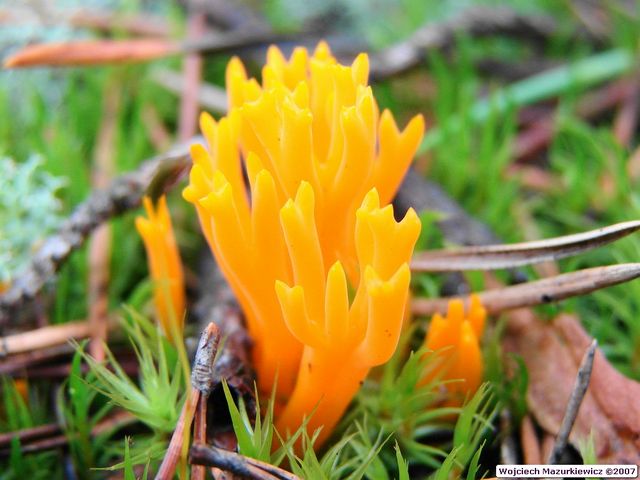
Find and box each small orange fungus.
[135,195,185,344]
[423,294,486,401]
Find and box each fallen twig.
[0,423,60,448]
[25,356,138,380]
[0,344,74,375]
[3,29,287,69]
[88,76,120,361]
[3,39,179,68]
[0,410,134,457]
[178,11,207,141]
[155,391,200,480]
[190,444,301,480]
[155,323,220,480]
[520,415,542,465]
[191,395,209,480]
[370,6,558,79]
[411,220,640,271]
[547,340,597,464]
[412,263,640,316]
[0,321,93,356]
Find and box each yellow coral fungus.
[135,195,185,344]
[275,187,420,446]
[423,295,486,400]
[183,42,424,409]
[225,42,424,283]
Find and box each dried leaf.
[503,310,640,463]
[411,220,640,271]
[4,39,178,68]
[554,315,640,435]
[412,263,640,316]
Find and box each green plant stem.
[420,49,635,152]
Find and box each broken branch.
[370,6,558,79]
[190,444,301,480]
[412,263,640,315]
[0,321,94,356]
[547,340,597,465]
[411,220,640,272]
[155,323,220,480]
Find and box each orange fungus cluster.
[183,42,424,443]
